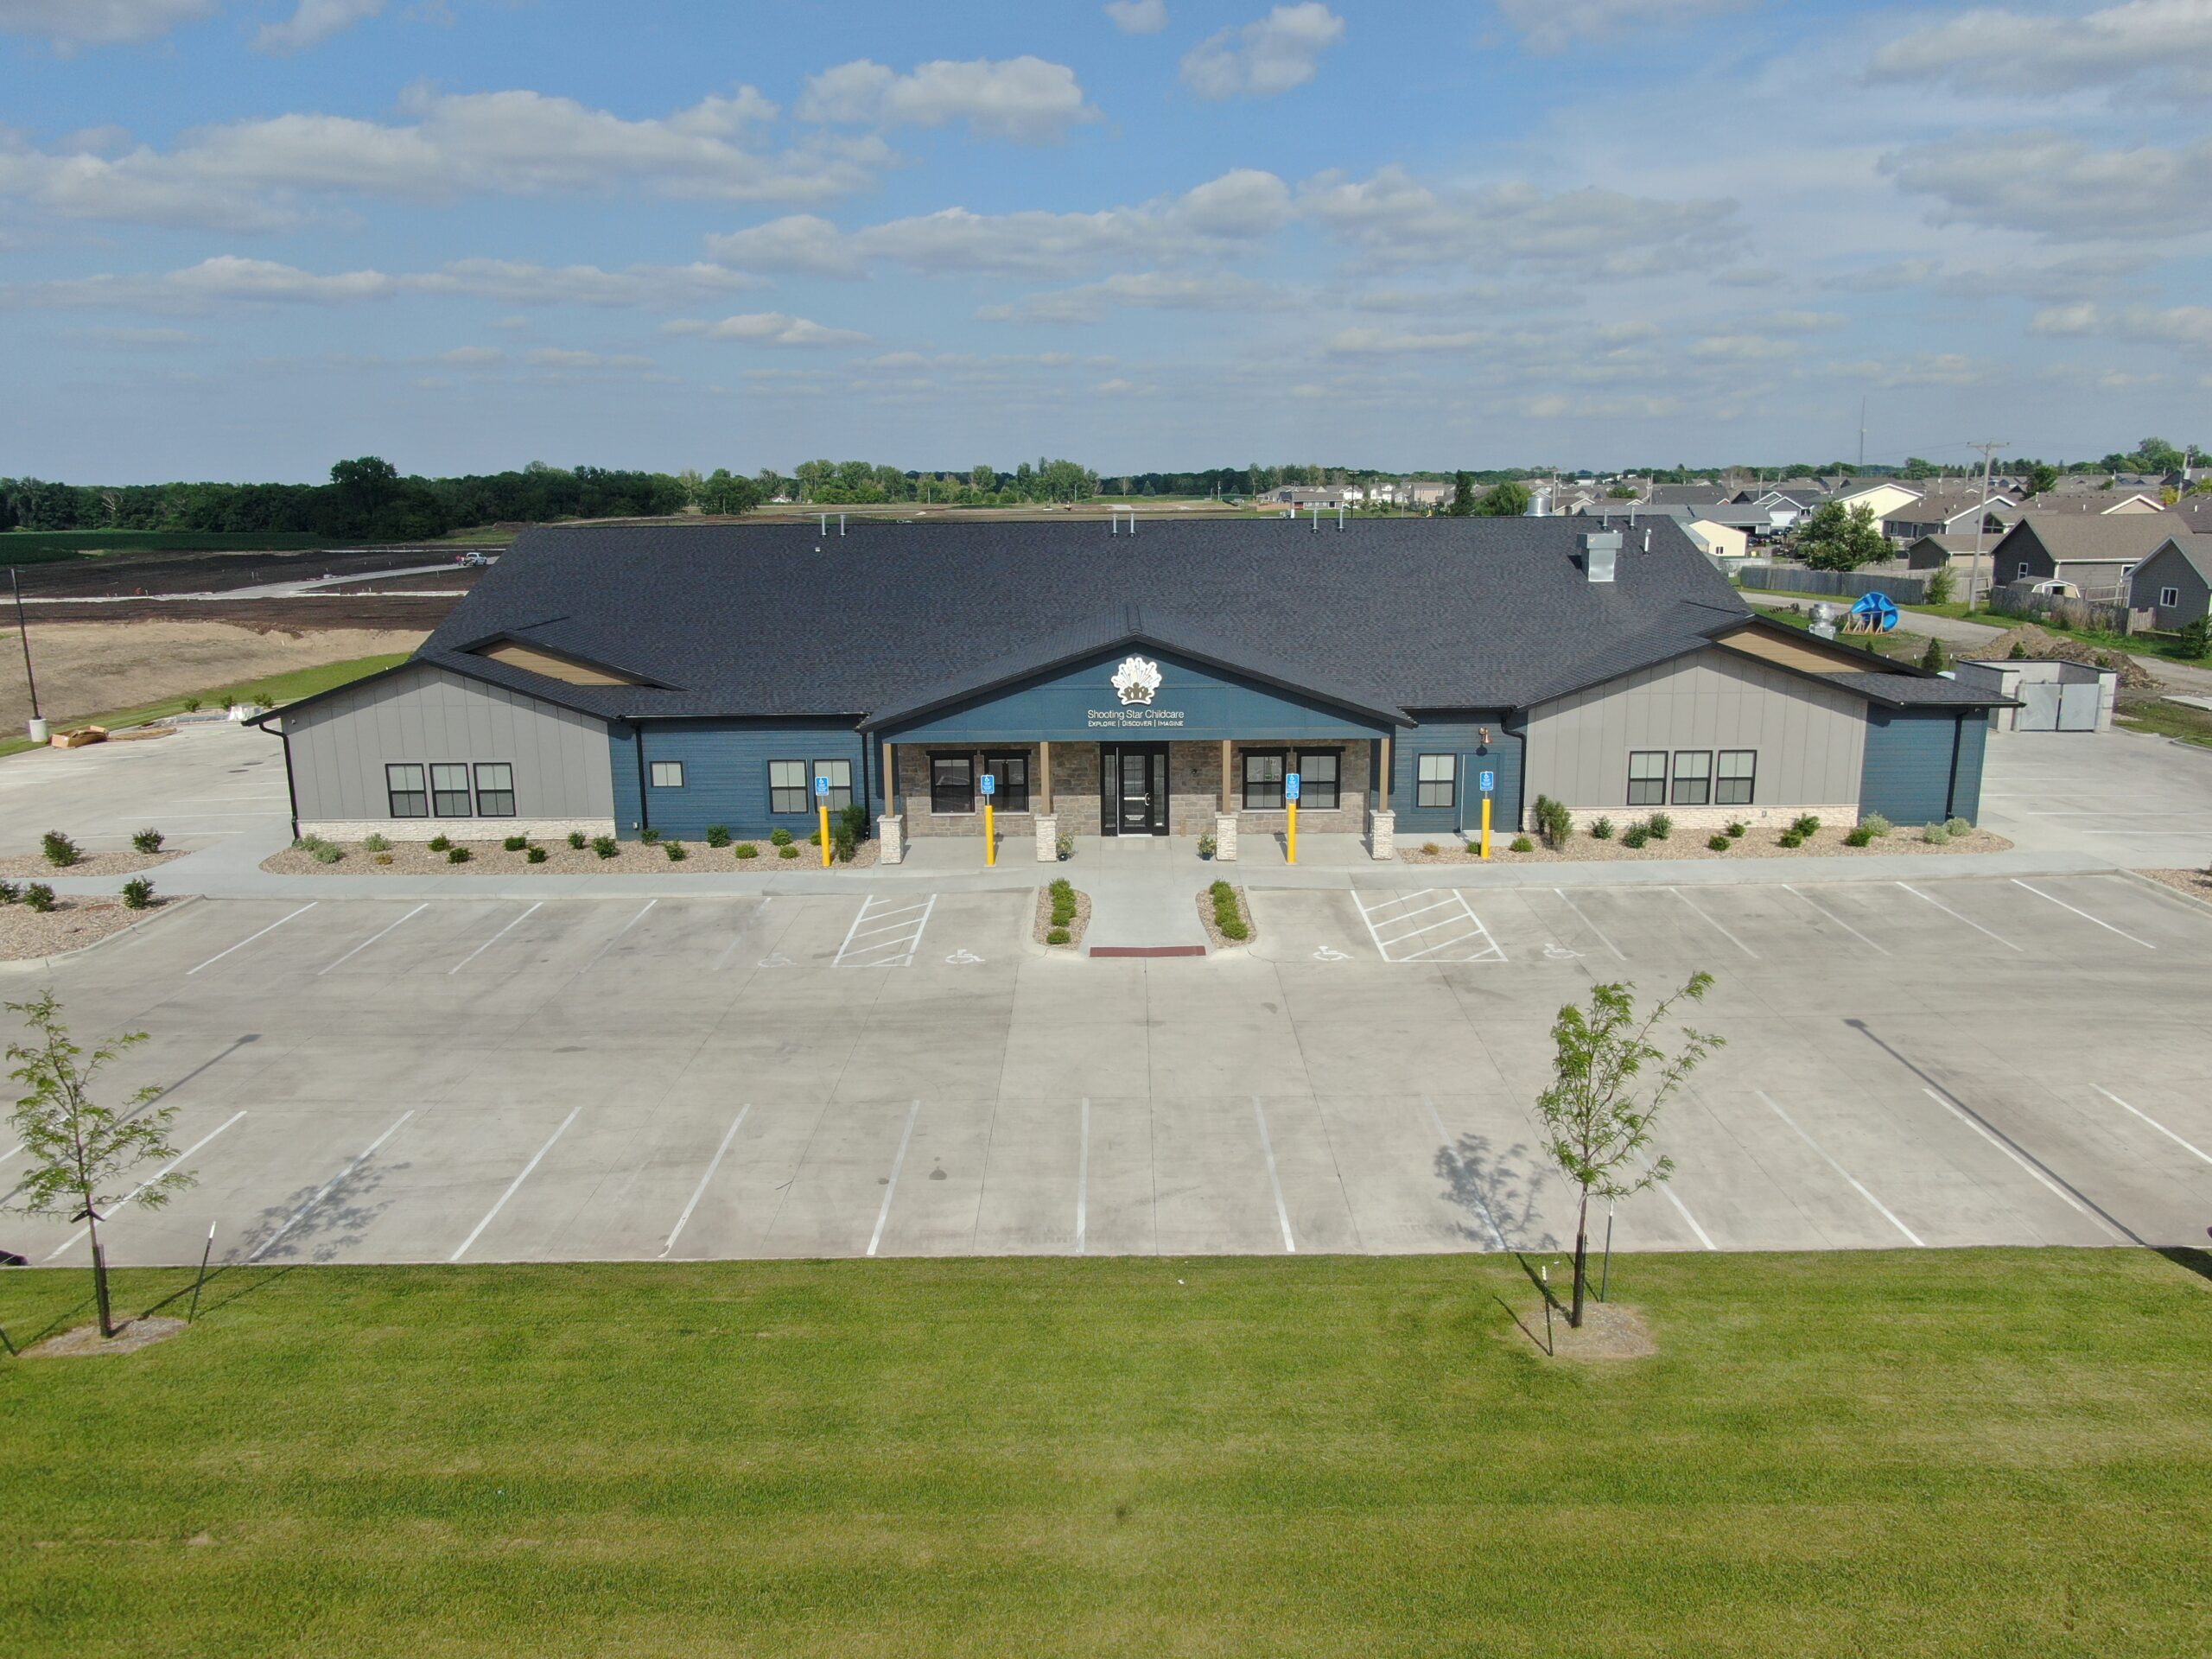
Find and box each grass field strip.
[1353,889,1504,963]
[1755,1090,1923,1246]
[250,1110,416,1262]
[836,894,937,968]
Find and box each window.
[1715,750,1756,807]
[1416,753,1456,810]
[2161,586,2180,607]
[1242,751,1285,810]
[1296,750,1340,811]
[2017,561,2031,580]
[1626,750,1667,807]
[982,753,1029,812]
[431,763,473,817]
[1671,751,1712,807]
[474,762,516,817]
[768,759,809,815]
[812,758,854,812]
[931,754,974,815]
[386,763,428,819]
[649,760,685,789]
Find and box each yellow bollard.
[1480,797,1492,860]
[1286,798,1297,865]
[819,802,831,868]
[985,801,995,867]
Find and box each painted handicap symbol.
[1312,944,1351,962]
[1542,942,1581,961]
[945,949,985,964]
[757,952,796,968]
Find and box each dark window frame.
[430,762,473,818]
[1715,749,1757,807]
[811,758,854,813]
[1294,747,1342,811]
[768,758,810,815]
[386,762,428,819]
[1415,752,1456,810]
[2160,585,2180,607]
[474,761,517,818]
[1241,748,1286,811]
[648,760,685,790]
[1626,749,1667,807]
[930,752,976,817]
[982,752,1031,813]
[1670,750,1713,807]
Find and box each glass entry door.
[1103,744,1168,836]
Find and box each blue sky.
[1,0,2206,481]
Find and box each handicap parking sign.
[1285,772,1300,802]
[813,774,830,798]
[1478,770,1496,794]
[980,772,996,797]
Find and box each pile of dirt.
[1981,624,2156,688]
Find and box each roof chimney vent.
[1582,530,1621,584]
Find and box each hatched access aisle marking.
[1352,888,1504,963]
[834,894,937,968]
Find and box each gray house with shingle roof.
[2126,534,2212,629]
[257,518,2007,856]
[1986,514,2178,595]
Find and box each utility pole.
[1859,397,1866,474]
[1965,441,2008,613]
[10,566,42,741]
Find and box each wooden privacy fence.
[1734,564,1931,603]
[1986,582,2145,635]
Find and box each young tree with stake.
[1535,974,1722,1328]
[4,991,191,1338]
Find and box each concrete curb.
[2114,868,2212,921]
[0,893,203,974]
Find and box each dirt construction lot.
[3,868,2207,1270]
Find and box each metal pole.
[1599,1202,1614,1301]
[1967,440,2006,613]
[188,1222,216,1323]
[1541,1264,1554,1355]
[11,567,40,721]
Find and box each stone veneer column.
[1034,813,1058,862]
[877,813,904,865]
[1215,812,1238,861]
[1367,809,1395,861]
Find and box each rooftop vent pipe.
[1582,530,1622,584]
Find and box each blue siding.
[1393,715,1522,836]
[1860,709,1979,824]
[607,721,868,840]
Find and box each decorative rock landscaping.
[263,832,880,874]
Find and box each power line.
[1964,441,2009,613]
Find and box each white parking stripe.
[185,903,317,975]
[448,901,543,974]
[449,1108,580,1262]
[2012,880,2156,950]
[660,1105,750,1258]
[1354,889,1500,963]
[1554,888,1626,961]
[868,1100,922,1256]
[316,904,429,976]
[249,1110,415,1262]
[2093,1085,2212,1167]
[1640,1154,1716,1249]
[836,894,935,967]
[43,1110,247,1261]
[1756,1090,1923,1245]
[1783,885,1890,955]
[579,900,657,973]
[1075,1096,1090,1255]
[711,899,766,971]
[1897,883,2023,952]
[1251,1097,1296,1254]
[1918,1086,2113,1231]
[1669,887,1758,959]
[1422,1096,1505,1249]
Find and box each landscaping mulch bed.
[31,1317,188,1358]
[1197,882,1255,950]
[0,896,175,962]
[2139,868,2212,906]
[0,849,180,879]
[1500,1300,1656,1363]
[262,836,880,875]
[1400,823,2013,865]
[1033,883,1091,949]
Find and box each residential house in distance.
[1903,532,1986,573]
[1644,482,1734,509]
[1986,515,2179,596]
[2166,494,2212,533]
[2126,533,2212,629]
[1885,487,2023,543]
[2016,490,2165,516]
[1825,478,1923,524]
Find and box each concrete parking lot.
[3,869,2207,1269]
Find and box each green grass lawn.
[2116,697,2212,747]
[2,1252,2207,1657]
[0,652,410,760]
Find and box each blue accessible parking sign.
[1285,772,1301,803]
[813,775,830,798]
[1478,770,1496,794]
[980,773,996,798]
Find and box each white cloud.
[1881,130,2212,242]
[1104,0,1168,33]
[1497,0,1757,53]
[702,214,866,277]
[663,311,871,346]
[1822,259,1939,293]
[523,347,656,371]
[1690,334,1796,359]
[1821,353,1991,388]
[1757,309,1847,333]
[1180,4,1344,99]
[981,271,1285,323]
[1524,392,1682,418]
[256,0,383,54]
[0,0,213,48]
[798,57,1099,143]
[1870,0,2212,103]
[2030,302,2212,351]
[1326,325,1491,353]
[435,345,503,365]
[408,258,764,308]
[0,84,867,231]
[0,255,766,314]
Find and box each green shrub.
[836,804,869,844]
[779,844,799,859]
[833,830,857,862]
[121,877,154,910]
[1790,814,1821,838]
[1209,879,1249,941]
[1844,826,1874,848]
[734,843,760,860]
[808,830,822,847]
[1726,821,1746,839]
[525,846,548,863]
[705,824,732,848]
[40,830,79,868]
[1046,926,1071,946]
[664,841,688,861]
[1648,812,1673,840]
[179,697,201,713]
[1922,822,1948,843]
[1196,834,1217,859]
[503,835,529,852]
[592,836,619,859]
[1465,842,1480,855]
[362,833,391,852]
[770,827,794,848]
[1510,835,1535,853]
[1532,793,1573,849]
[1859,812,1892,838]
[1778,830,1803,849]
[1589,816,1614,840]
[2009,640,2029,659]
[313,842,342,864]
[427,834,451,853]
[1421,842,1440,855]
[1707,833,1731,852]
[1920,636,1949,674]
[568,831,587,849]
[131,828,164,854]
[23,883,56,912]
[2178,615,2212,658]
[374,852,393,865]
[1621,824,1650,849]
[1923,563,1956,605]
[0,880,16,904]
[447,845,473,863]
[1050,877,1074,903]
[1944,817,1972,836]
[639,827,661,845]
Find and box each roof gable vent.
[1581,530,1621,583]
